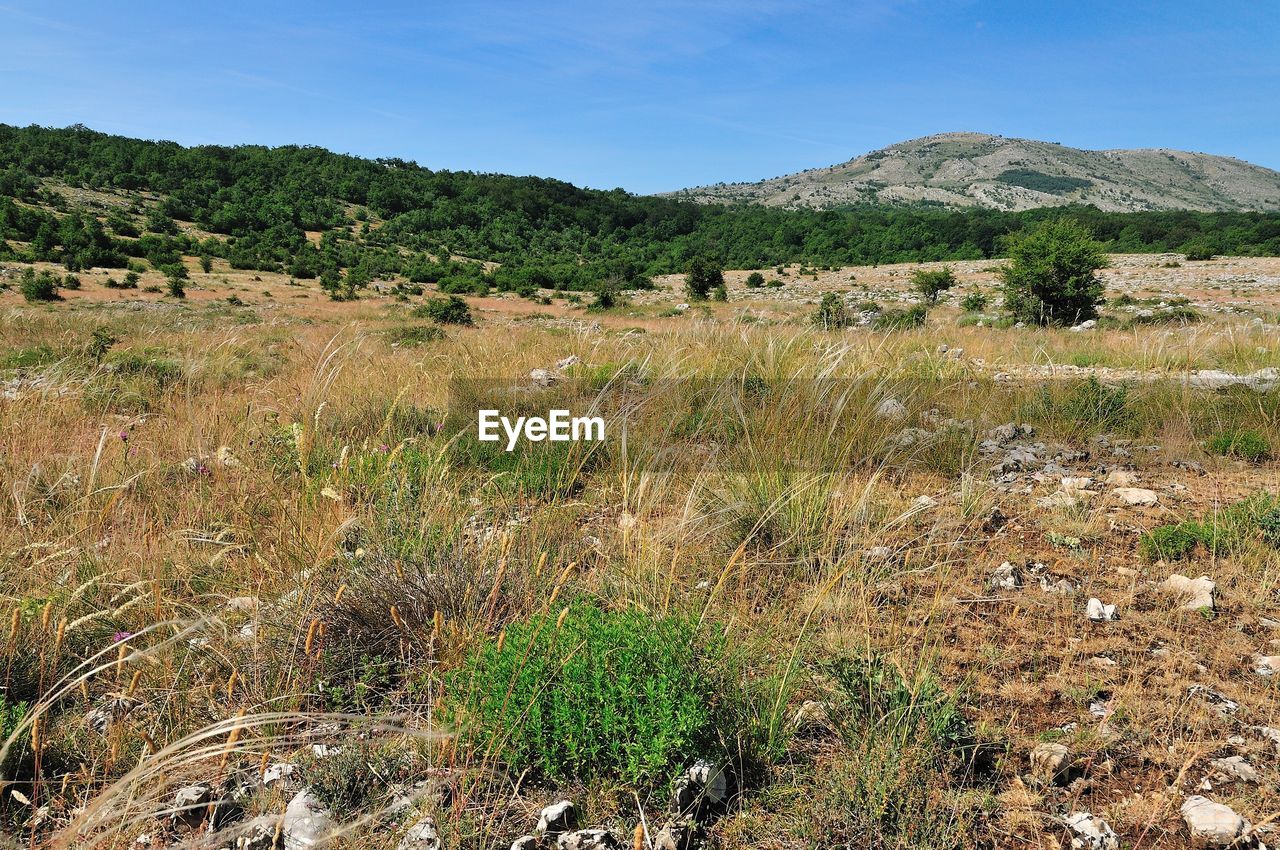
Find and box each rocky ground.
[1,252,1279,850]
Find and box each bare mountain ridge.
[670,132,1280,212]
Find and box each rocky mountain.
[671,132,1280,213]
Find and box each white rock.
[556,830,620,850]
[216,446,243,469]
[990,561,1023,590]
[1030,742,1071,781]
[1162,574,1216,611]
[1208,755,1258,783]
[555,355,581,370]
[874,398,908,421]
[1253,654,1280,676]
[1064,811,1119,850]
[397,816,441,850]
[1113,487,1159,507]
[911,494,939,511]
[282,790,334,850]
[1086,598,1117,622]
[1060,477,1095,492]
[530,368,556,387]
[1180,795,1248,846]
[536,800,578,838]
[1105,469,1137,487]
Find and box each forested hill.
[2,123,1280,294]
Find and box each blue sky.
[2,1,1277,193]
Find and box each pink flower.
[112,631,133,643]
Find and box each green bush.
[873,304,927,331]
[386,324,445,346]
[685,257,723,300]
[745,271,765,289]
[19,268,61,302]
[1207,428,1271,462]
[447,603,726,787]
[813,292,853,330]
[959,291,988,312]
[1182,242,1215,261]
[910,266,957,304]
[999,218,1107,326]
[1139,522,1202,561]
[413,295,474,326]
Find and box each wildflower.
[112,630,133,643]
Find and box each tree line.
[2,123,1279,293]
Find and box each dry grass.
[1,256,1279,849]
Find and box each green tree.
[999,219,1107,325]
[910,266,957,304]
[19,267,61,302]
[685,257,723,300]
[813,292,852,330]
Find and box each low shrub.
[414,295,474,326]
[19,268,61,302]
[1207,427,1270,462]
[873,304,927,331]
[959,291,988,312]
[813,293,853,330]
[386,324,445,346]
[446,603,727,788]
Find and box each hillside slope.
[672,132,1280,212]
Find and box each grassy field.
[1,254,1279,850]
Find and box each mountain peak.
[670,133,1280,212]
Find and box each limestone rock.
[1113,487,1158,507]
[1162,574,1216,611]
[282,789,334,850]
[536,801,578,839]
[1063,811,1119,850]
[1180,795,1248,846]
[1086,598,1117,622]
[1030,742,1071,782]
[556,830,620,850]
[397,816,441,850]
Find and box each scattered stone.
[865,546,894,562]
[1069,319,1097,333]
[557,830,620,850]
[556,355,581,370]
[536,801,579,839]
[874,398,907,421]
[1208,756,1258,784]
[282,789,334,850]
[1188,685,1239,715]
[1255,726,1280,752]
[1105,469,1137,487]
[511,837,538,850]
[86,695,142,734]
[791,700,833,735]
[911,494,938,511]
[530,368,556,387]
[1113,487,1158,507]
[1030,742,1071,782]
[982,507,1008,533]
[1180,795,1249,847]
[1162,574,1217,611]
[216,446,243,469]
[1063,811,1119,850]
[671,759,729,817]
[170,783,215,829]
[989,561,1023,591]
[1252,654,1280,676]
[397,816,441,850]
[653,821,695,850]
[1086,598,1117,622]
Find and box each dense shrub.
[414,295,474,326]
[910,266,957,304]
[386,324,445,346]
[959,291,988,312]
[813,292,853,330]
[1207,427,1271,462]
[447,603,727,787]
[999,218,1107,325]
[745,271,765,288]
[686,257,723,300]
[19,268,60,302]
[872,304,927,331]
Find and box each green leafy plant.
[1207,427,1271,462]
[447,603,726,787]
[959,291,988,312]
[910,266,957,304]
[999,218,1107,325]
[19,268,61,302]
[414,295,474,326]
[685,257,723,300]
[813,292,853,330]
[745,271,765,289]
